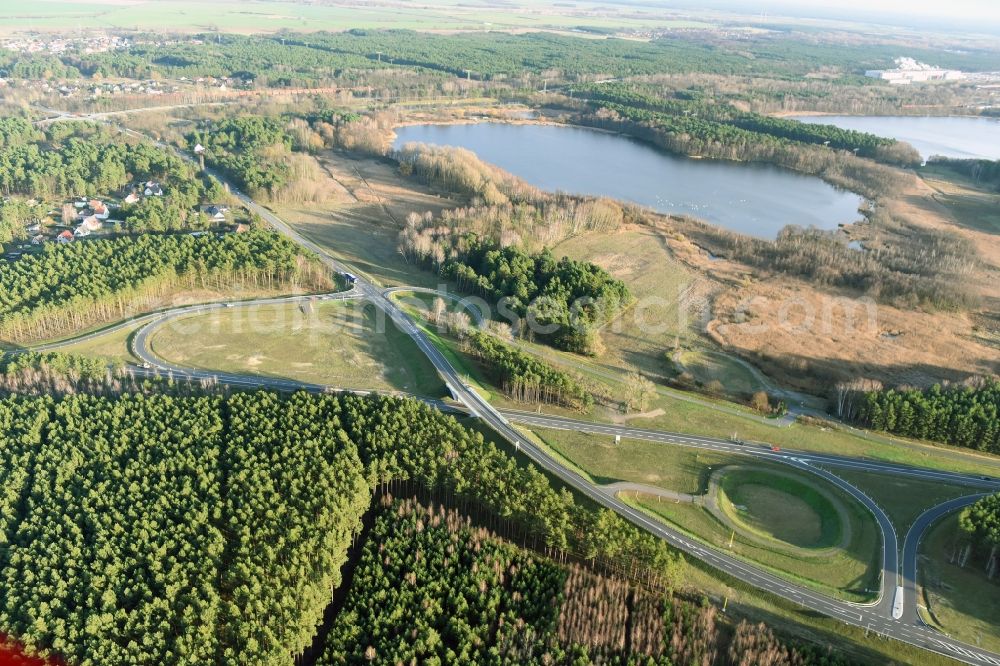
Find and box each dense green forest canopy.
[0,231,330,342]
[37,31,1000,85]
[856,378,1000,452]
[189,116,293,195]
[444,243,631,354]
[464,330,592,410]
[320,497,857,665]
[961,494,1000,551]
[0,389,684,665]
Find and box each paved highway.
[29,114,1000,664]
[120,249,1000,665]
[900,495,989,626]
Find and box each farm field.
[0,0,712,34]
[148,300,447,397]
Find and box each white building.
[865,57,965,85]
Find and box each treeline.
[926,156,1000,191]
[0,231,331,342]
[572,84,914,198]
[397,197,630,355]
[0,390,687,664]
[53,30,1000,87]
[465,330,592,410]
[959,494,1000,580]
[580,84,917,165]
[0,351,111,382]
[190,115,341,203]
[394,142,543,205]
[445,242,630,354]
[319,497,857,665]
[854,377,1000,452]
[682,220,979,310]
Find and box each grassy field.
[479,416,956,666]
[718,469,843,550]
[828,468,982,534]
[149,300,447,397]
[530,425,740,493]
[551,227,698,380]
[634,494,879,602]
[277,152,452,290]
[404,293,1000,478]
[57,322,143,365]
[920,515,1000,653]
[528,425,879,601]
[0,0,712,34]
[921,165,1000,235]
[676,349,765,396]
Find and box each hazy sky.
[782,0,999,20]
[686,0,1000,32]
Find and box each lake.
[790,115,1000,161]
[393,123,862,239]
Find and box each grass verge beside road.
[528,426,880,602]
[920,515,1000,654]
[149,300,447,397]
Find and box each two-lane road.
[68,119,1000,665]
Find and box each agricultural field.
[148,300,447,397]
[0,0,713,34]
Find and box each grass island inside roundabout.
[716,468,849,553]
[616,463,881,603]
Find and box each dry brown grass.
[668,172,1000,393]
[277,150,453,288]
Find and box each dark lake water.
[790,115,1000,161]
[393,123,863,239]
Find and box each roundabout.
[611,464,880,602]
[712,466,851,555]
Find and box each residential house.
[56,230,74,243]
[89,200,110,220]
[124,192,140,205]
[30,234,46,245]
[79,215,102,232]
[144,181,164,197]
[203,204,230,222]
[232,223,250,234]
[73,226,92,238]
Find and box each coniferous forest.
[319,497,857,665]
[0,231,330,342]
[0,389,695,665]
[856,379,1000,452]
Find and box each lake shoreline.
[392,121,864,239]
